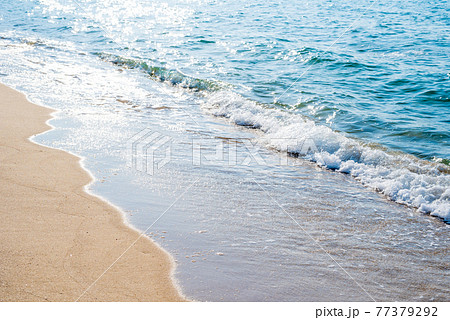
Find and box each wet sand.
[0,83,184,301]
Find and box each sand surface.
[0,83,184,301]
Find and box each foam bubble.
[204,91,450,221]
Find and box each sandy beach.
[0,83,184,301]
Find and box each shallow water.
[0,0,449,301]
[35,86,450,301]
[31,79,450,301]
[2,0,448,218]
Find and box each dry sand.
[0,83,185,301]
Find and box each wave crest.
[96,52,221,91]
[204,90,450,221]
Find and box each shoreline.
[0,83,185,301]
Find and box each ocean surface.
[0,0,449,301]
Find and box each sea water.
[0,0,448,301]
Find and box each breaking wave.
[96,52,222,92]
[204,91,450,221]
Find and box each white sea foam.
[204,91,450,221]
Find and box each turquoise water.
[2,0,448,219]
[0,0,449,301]
[3,0,449,160]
